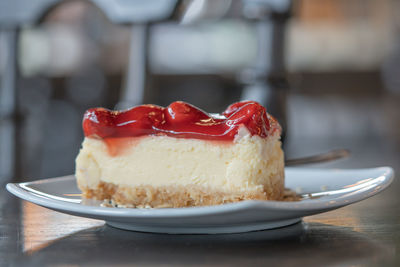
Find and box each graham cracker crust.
[80,181,284,208]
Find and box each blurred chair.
[0,0,59,180]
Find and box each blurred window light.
[14,0,400,77]
[286,22,396,72]
[286,0,399,71]
[19,25,98,77]
[149,21,257,74]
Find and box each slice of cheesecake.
[75,101,284,208]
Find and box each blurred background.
[1,0,399,181]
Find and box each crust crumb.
[81,181,290,208]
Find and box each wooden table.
[1,134,399,266]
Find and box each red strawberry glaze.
[82,101,280,142]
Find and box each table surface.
[0,138,400,266]
[1,134,399,266]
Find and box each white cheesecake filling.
[75,130,284,193]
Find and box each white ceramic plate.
[6,167,394,234]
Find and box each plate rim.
[6,166,394,219]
